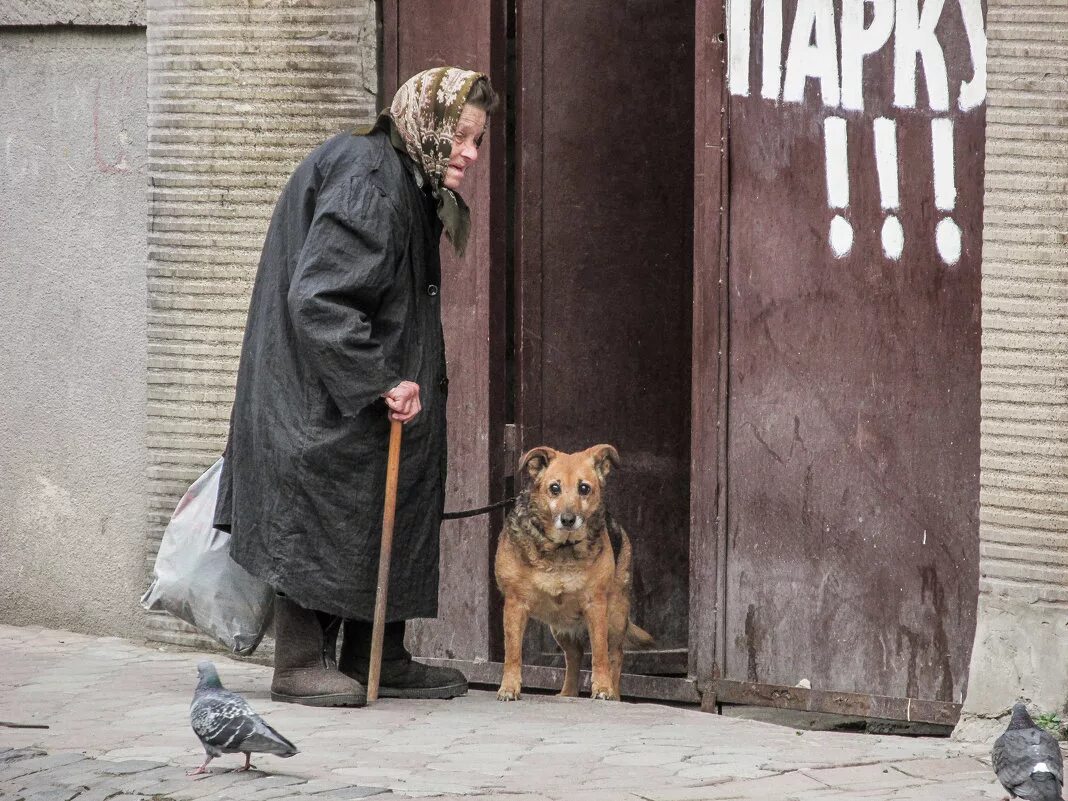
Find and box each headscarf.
[361,67,488,256]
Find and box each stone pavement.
[0,624,1011,800]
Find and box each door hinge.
[502,423,519,474]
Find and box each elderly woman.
[215,68,498,707]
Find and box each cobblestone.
[0,623,1012,800]
[0,753,90,783]
[96,759,167,775]
[61,788,128,801]
[20,789,84,801]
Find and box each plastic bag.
[141,458,273,655]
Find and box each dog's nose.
[560,513,577,528]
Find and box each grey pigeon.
[992,703,1064,801]
[188,661,299,775]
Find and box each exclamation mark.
[824,116,853,258]
[932,118,961,265]
[873,118,904,261]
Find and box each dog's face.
[519,444,620,547]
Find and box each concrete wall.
[0,24,148,635]
[144,0,378,649]
[0,0,145,26]
[0,0,377,645]
[954,0,1068,741]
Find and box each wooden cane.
[367,418,403,704]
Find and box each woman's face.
[444,104,487,191]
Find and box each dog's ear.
[587,444,621,481]
[519,446,558,481]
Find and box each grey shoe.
[339,619,468,700]
[271,596,367,707]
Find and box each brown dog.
[494,444,655,701]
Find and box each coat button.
[427,284,439,296]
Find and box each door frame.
[689,0,730,699]
[382,0,727,705]
[495,0,722,701]
[380,0,966,723]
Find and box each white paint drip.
[936,218,962,264]
[824,116,850,209]
[957,0,988,111]
[931,117,961,265]
[923,529,927,545]
[728,0,752,97]
[783,0,841,107]
[873,118,900,210]
[894,0,950,110]
[824,116,853,257]
[873,117,903,260]
[761,0,784,100]
[931,118,956,211]
[840,0,894,111]
[881,218,904,261]
[830,215,854,258]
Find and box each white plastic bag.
[141,458,273,655]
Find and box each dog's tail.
[624,621,656,650]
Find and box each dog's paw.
[591,686,617,701]
[497,685,522,701]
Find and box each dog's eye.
[549,482,561,496]
[578,482,591,496]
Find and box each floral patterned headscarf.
[363,67,488,256]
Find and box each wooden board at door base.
[711,679,962,726]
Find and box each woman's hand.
[383,381,421,422]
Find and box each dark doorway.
[512,0,697,677]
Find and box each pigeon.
[992,702,1064,801]
[188,661,299,776]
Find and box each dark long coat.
[214,130,448,622]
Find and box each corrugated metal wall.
[145,0,377,649]
[958,0,1068,736]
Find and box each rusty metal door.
[514,0,696,682]
[715,0,985,721]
